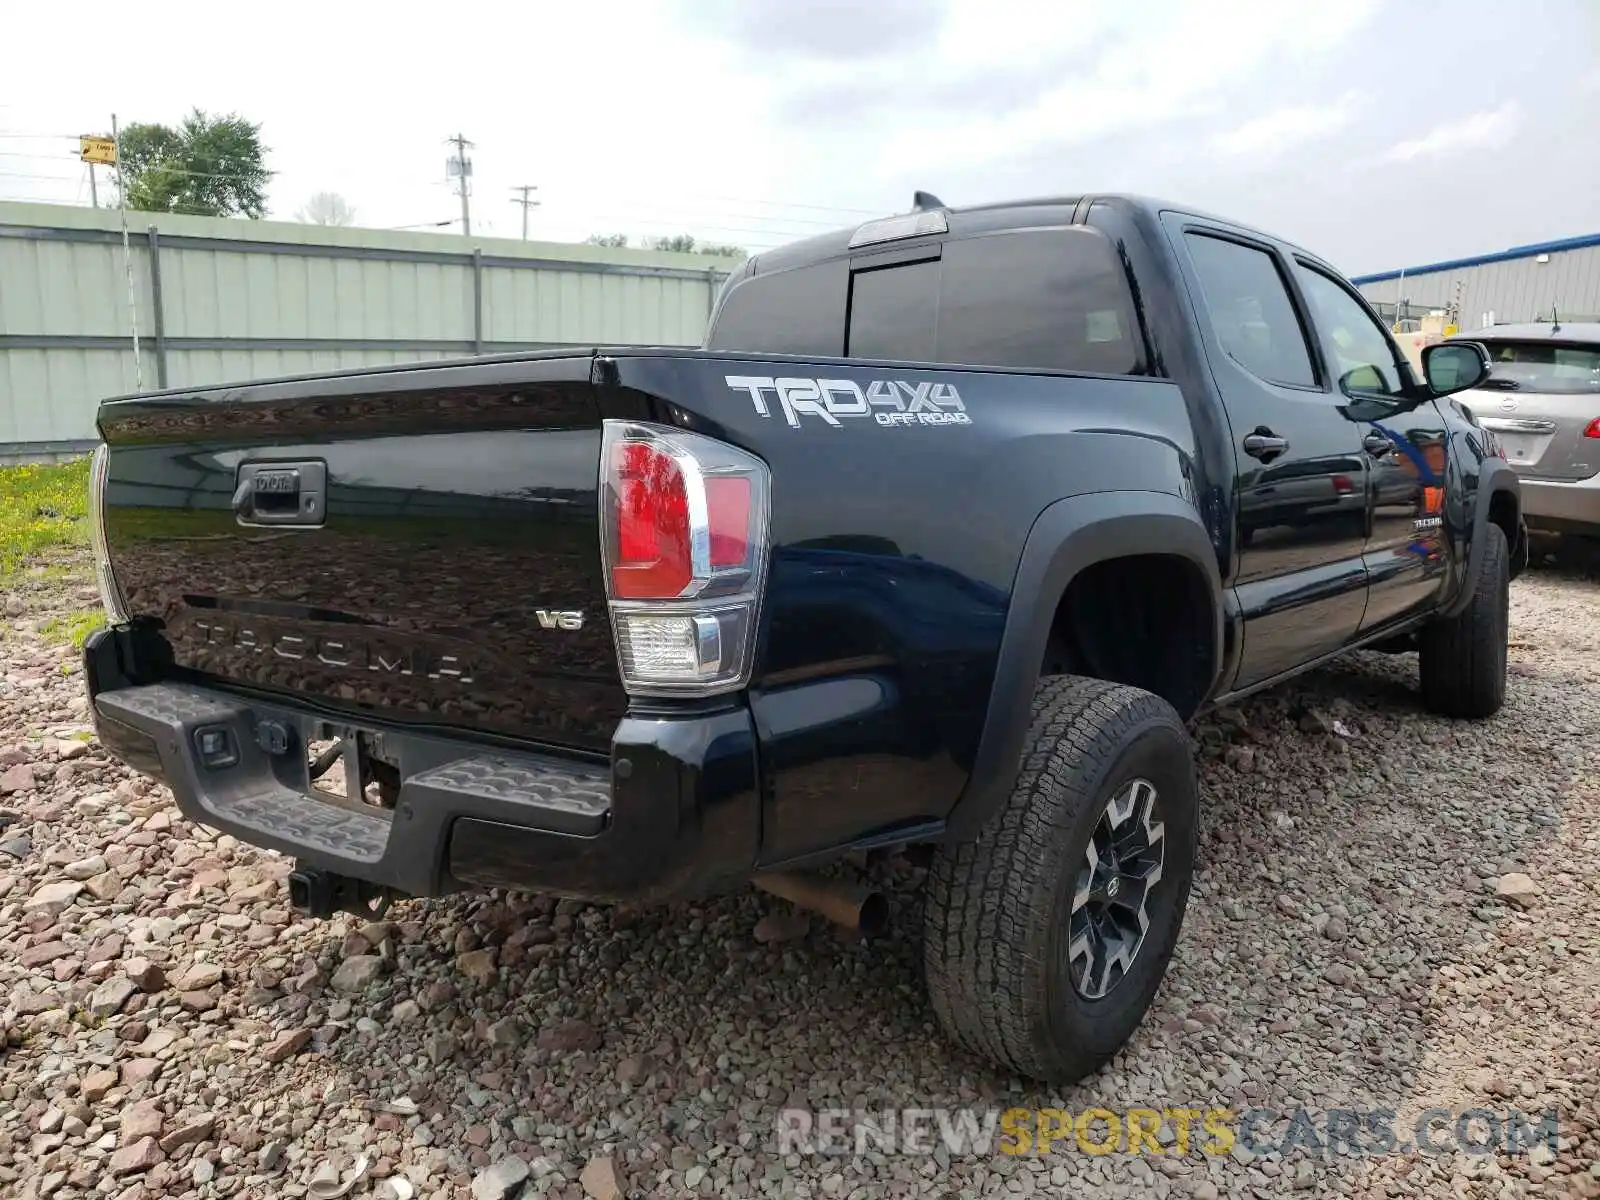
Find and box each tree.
[585,232,745,259]
[119,110,270,218]
[296,192,356,226]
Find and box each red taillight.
[706,477,751,567]
[612,441,691,599]
[1584,417,1600,439]
[600,421,771,695]
[1331,473,1355,495]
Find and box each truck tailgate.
[95,353,625,753]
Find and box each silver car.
[1451,322,1600,535]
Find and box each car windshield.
[1478,340,1600,394]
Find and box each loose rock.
[108,1136,163,1176]
[64,853,108,880]
[329,955,384,993]
[122,1099,164,1140]
[579,1155,624,1200]
[537,1019,600,1053]
[455,948,498,984]
[89,975,139,1017]
[1495,872,1539,908]
[471,1156,530,1200]
[24,879,83,917]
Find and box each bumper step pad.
[93,682,613,896]
[409,756,609,836]
[210,785,391,863]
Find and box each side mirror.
[1422,341,1490,396]
[1338,364,1390,396]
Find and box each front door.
[1170,223,1371,690]
[1291,261,1454,630]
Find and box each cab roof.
[744,193,1311,278]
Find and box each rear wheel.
[1419,522,1509,719]
[923,676,1196,1083]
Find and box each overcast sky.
[2,0,1596,275]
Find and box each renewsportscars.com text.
[776,1106,1561,1159]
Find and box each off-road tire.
[1418,522,1509,719]
[923,676,1197,1083]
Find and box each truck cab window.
[1184,233,1316,388]
[847,259,940,362]
[1295,265,1405,396]
[846,229,1142,374]
[706,260,847,356]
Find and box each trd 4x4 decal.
[725,375,971,429]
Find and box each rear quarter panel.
[603,352,1197,863]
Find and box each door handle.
[232,461,327,527]
[1363,433,1394,457]
[1242,429,1288,461]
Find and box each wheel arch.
[1443,461,1524,616]
[943,491,1223,842]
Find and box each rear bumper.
[1519,471,1600,534]
[83,630,760,905]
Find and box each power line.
[0,153,279,190]
[689,192,883,216]
[1,130,891,220]
[557,200,847,231]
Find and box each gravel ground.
[2,551,1598,1200]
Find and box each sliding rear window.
[848,229,1144,374]
[709,227,1145,375]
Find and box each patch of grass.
[42,608,104,650]
[0,459,91,578]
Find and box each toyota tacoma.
[84,193,1525,1083]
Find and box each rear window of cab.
[708,227,1144,376]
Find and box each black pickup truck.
[84,193,1525,1083]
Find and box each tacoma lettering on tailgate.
[192,618,476,683]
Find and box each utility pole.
[111,113,142,391]
[446,133,474,236]
[510,185,540,239]
[88,164,98,208]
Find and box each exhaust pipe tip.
[754,871,890,937]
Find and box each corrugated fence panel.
[0,202,733,453]
[0,349,134,443]
[480,266,718,346]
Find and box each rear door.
[1168,220,1371,689]
[1291,261,1455,630]
[1460,338,1600,481]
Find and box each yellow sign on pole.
[80,135,117,166]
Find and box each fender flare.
[1440,460,1522,619]
[942,490,1223,842]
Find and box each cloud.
[676,0,947,60]
[1211,94,1362,156]
[1384,104,1522,162]
[867,0,1387,177]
